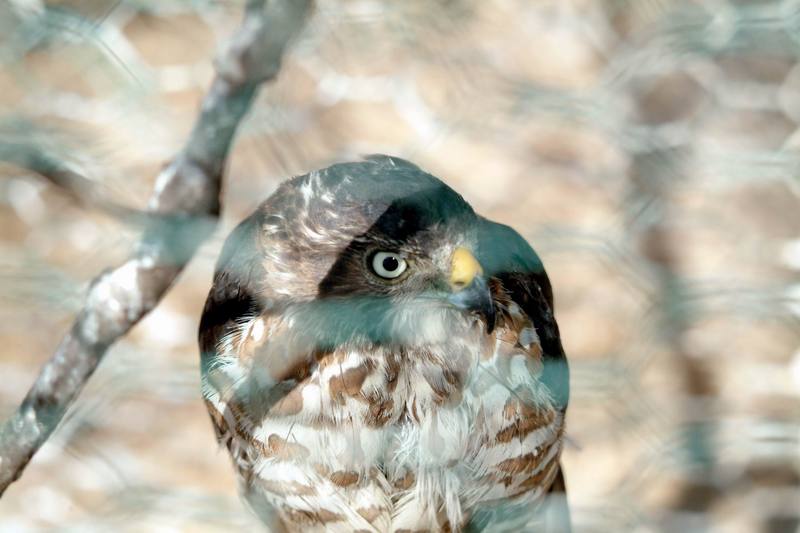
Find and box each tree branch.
[0,0,311,496]
[0,138,153,223]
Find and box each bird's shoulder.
[476,217,569,409]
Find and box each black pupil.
[382,256,399,272]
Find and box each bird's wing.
[198,212,268,470]
[473,218,572,532]
[476,218,570,411]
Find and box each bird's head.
[252,155,504,349]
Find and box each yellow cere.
[449,247,483,289]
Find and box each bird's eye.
[370,251,408,279]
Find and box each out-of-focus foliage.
[0,0,798,531]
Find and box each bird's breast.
[203,311,564,531]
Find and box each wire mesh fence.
[0,0,798,531]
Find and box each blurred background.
[0,0,799,531]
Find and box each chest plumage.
[199,156,569,532]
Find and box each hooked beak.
[447,247,496,333]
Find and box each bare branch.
[0,137,152,223]
[0,0,312,496]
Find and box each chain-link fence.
[0,0,798,531]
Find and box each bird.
[198,155,570,532]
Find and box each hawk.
[198,155,570,532]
